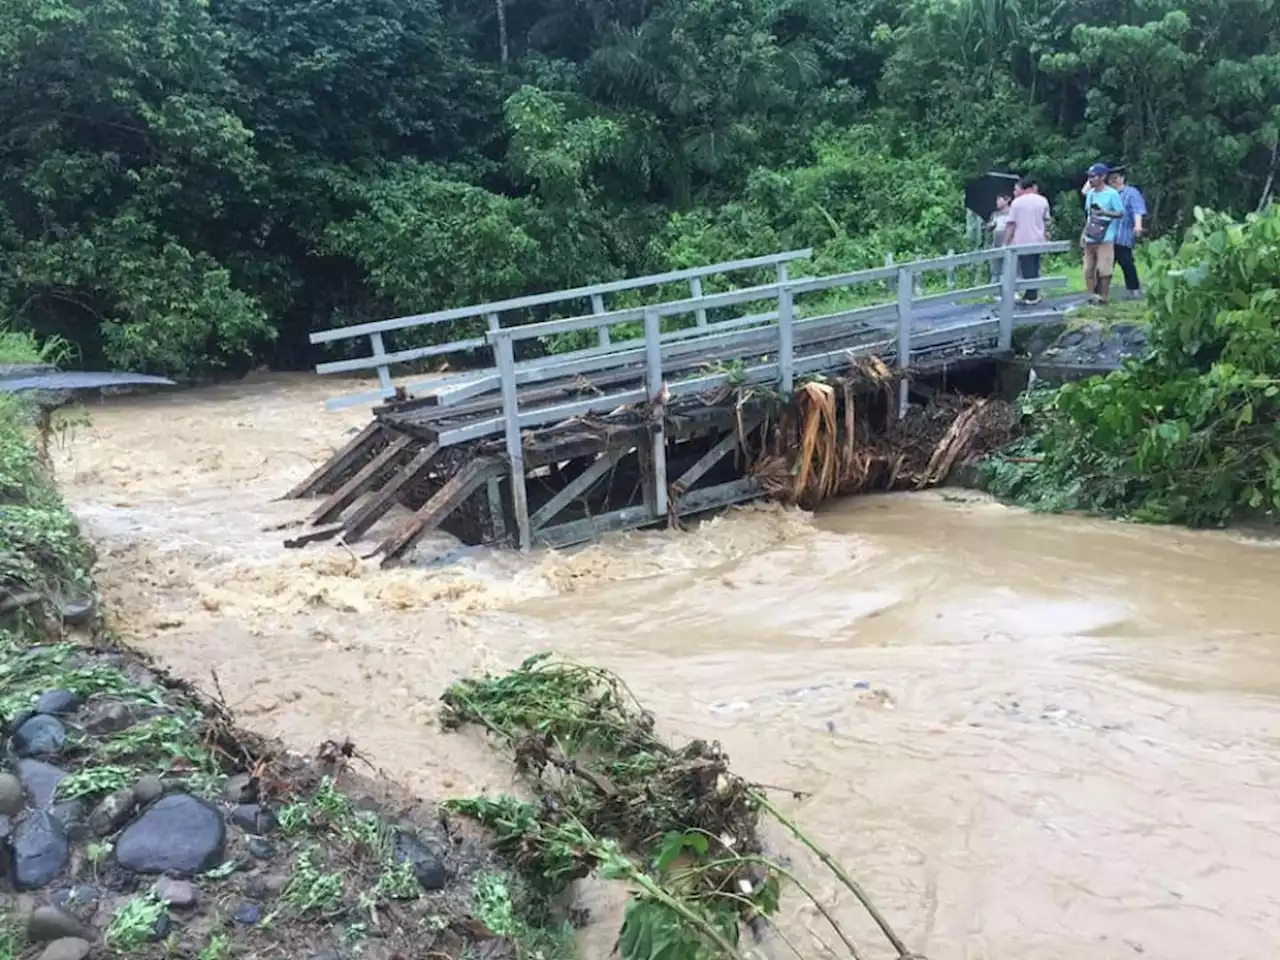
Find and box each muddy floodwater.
[57,373,1280,959]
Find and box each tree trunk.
[495,0,509,64]
[1258,136,1278,212]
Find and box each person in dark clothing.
[1108,170,1148,299]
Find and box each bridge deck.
[289,243,1076,559]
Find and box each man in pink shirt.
[1003,176,1051,304]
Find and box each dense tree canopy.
[0,0,1276,375]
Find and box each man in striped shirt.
[1108,170,1148,300]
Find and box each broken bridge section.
[284,244,1081,563]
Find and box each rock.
[58,597,96,626]
[0,771,25,815]
[0,813,11,840]
[12,715,68,757]
[80,701,138,736]
[15,759,67,809]
[132,775,164,805]
[154,877,199,909]
[232,901,262,926]
[149,912,172,942]
[34,690,81,716]
[222,774,257,804]
[244,871,288,900]
[50,886,100,921]
[12,811,70,889]
[115,794,225,875]
[36,938,92,960]
[310,952,344,960]
[246,837,275,860]
[89,789,137,837]
[50,799,89,841]
[7,709,36,735]
[230,803,271,833]
[27,904,94,942]
[392,831,448,891]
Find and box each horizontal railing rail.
[313,248,813,409]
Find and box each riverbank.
[40,371,1280,959]
[0,375,571,959]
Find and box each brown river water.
[54,373,1280,959]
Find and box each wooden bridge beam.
[308,434,411,526]
[528,449,630,533]
[282,422,383,500]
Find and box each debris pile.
[441,654,916,960]
[752,357,1014,509]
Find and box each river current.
[56,373,1280,959]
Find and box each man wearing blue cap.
[1081,163,1125,304]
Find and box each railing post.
[896,266,913,419]
[776,262,790,284]
[946,249,956,289]
[777,283,795,395]
[999,247,1017,351]
[495,333,531,550]
[643,307,668,519]
[369,333,393,398]
[689,277,708,328]
[884,252,895,294]
[591,293,610,348]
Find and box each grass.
[0,915,22,960]
[105,893,168,952]
[58,764,136,799]
[280,847,345,917]
[197,934,233,960]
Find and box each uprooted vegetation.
[748,359,1015,510]
[984,206,1280,527]
[441,654,915,960]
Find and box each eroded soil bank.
[57,373,1280,959]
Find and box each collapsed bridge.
[284,243,1078,562]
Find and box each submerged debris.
[442,653,917,960]
[752,355,1014,509]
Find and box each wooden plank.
[341,441,441,541]
[671,422,758,495]
[308,434,411,525]
[532,503,660,550]
[528,449,629,532]
[374,458,503,563]
[486,477,506,542]
[674,476,762,517]
[284,522,346,549]
[282,422,383,499]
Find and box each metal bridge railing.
[310,249,813,410]
[477,241,1071,548]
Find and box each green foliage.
[442,654,891,960]
[281,847,346,917]
[105,893,168,952]
[197,933,233,960]
[618,898,740,960]
[987,205,1280,526]
[0,914,22,960]
[0,0,1276,378]
[57,765,135,800]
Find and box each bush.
[985,205,1280,526]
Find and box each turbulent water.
[57,373,1280,959]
